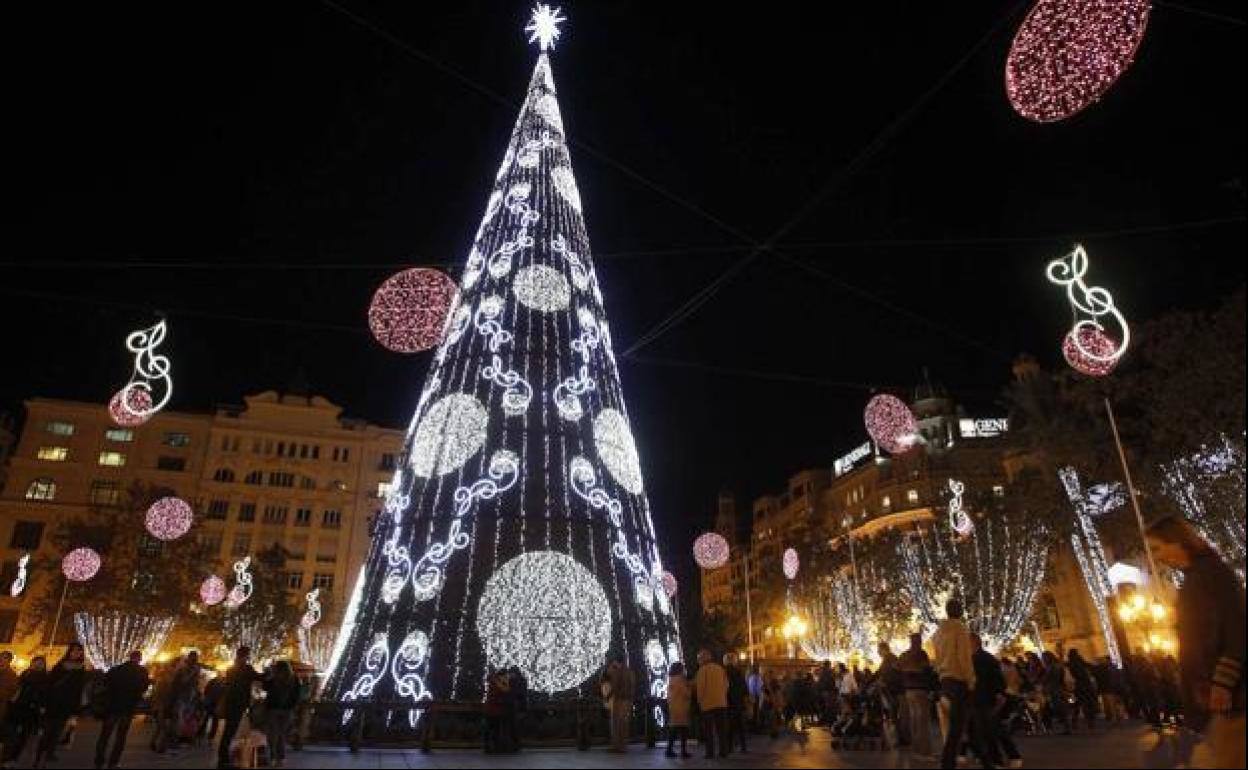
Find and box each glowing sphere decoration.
[864,394,919,455]
[62,547,102,582]
[367,267,459,353]
[693,532,730,570]
[144,496,194,541]
[108,388,153,428]
[1005,0,1151,123]
[783,548,800,580]
[1062,326,1120,377]
[200,575,227,606]
[661,571,678,599]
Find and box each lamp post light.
[782,614,809,659]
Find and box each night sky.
[7,2,1245,598]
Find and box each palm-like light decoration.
[525,4,566,51]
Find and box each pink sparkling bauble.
[783,548,800,580]
[200,575,227,606]
[367,268,459,353]
[661,571,678,598]
[1062,326,1120,377]
[864,394,919,455]
[693,532,730,570]
[1006,0,1151,123]
[108,388,153,428]
[62,547,102,582]
[145,496,194,541]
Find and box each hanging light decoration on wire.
[693,532,730,570]
[367,267,460,353]
[108,388,154,428]
[113,319,174,422]
[864,394,919,455]
[200,575,228,606]
[661,571,678,599]
[783,548,800,580]
[1006,0,1151,123]
[144,496,194,541]
[1046,244,1129,376]
[62,547,102,582]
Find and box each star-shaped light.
[526,4,566,51]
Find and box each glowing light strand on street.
[74,612,175,670]
[1060,467,1124,667]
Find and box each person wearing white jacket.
[693,649,728,759]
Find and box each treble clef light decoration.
[225,555,254,609]
[301,587,322,630]
[9,553,30,597]
[118,319,174,419]
[948,478,974,537]
[1046,245,1130,377]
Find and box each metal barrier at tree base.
[303,697,668,753]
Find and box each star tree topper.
[526,4,566,51]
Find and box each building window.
[262,506,288,525]
[380,453,397,471]
[294,508,312,527]
[376,481,393,499]
[199,532,223,556]
[312,573,334,590]
[993,485,1006,498]
[162,432,192,448]
[237,503,256,522]
[8,520,46,550]
[286,572,305,590]
[268,472,295,488]
[156,456,187,472]
[206,499,229,520]
[37,446,70,462]
[90,480,122,506]
[316,538,338,563]
[312,445,320,460]
[1038,594,1061,631]
[98,451,127,467]
[45,421,75,436]
[105,428,134,442]
[289,535,309,561]
[881,495,892,510]
[213,468,236,483]
[231,534,252,557]
[244,470,263,485]
[25,478,57,501]
[906,489,920,505]
[322,509,342,529]
[299,476,315,490]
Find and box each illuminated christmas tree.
[323,6,681,722]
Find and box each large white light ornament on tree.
[145,496,194,541]
[1006,0,1151,123]
[864,394,919,455]
[525,4,566,51]
[593,409,644,495]
[116,319,173,422]
[476,551,611,694]
[368,268,459,354]
[513,264,572,313]
[63,547,102,582]
[693,532,730,570]
[1047,244,1129,376]
[409,393,490,478]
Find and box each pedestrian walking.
[722,655,748,754]
[216,647,259,770]
[506,666,527,753]
[665,661,692,758]
[2,655,50,767]
[899,632,935,760]
[0,652,19,726]
[606,656,636,753]
[1041,651,1073,734]
[1148,515,1246,769]
[1066,649,1100,731]
[483,668,511,753]
[262,661,299,768]
[970,634,1022,769]
[92,650,150,770]
[201,674,226,741]
[932,599,981,770]
[746,665,763,729]
[33,642,88,768]
[693,649,728,759]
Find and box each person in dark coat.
[1148,515,1246,769]
[34,642,88,768]
[216,647,259,769]
[1066,649,1099,731]
[722,655,748,754]
[505,666,527,753]
[2,655,50,765]
[201,673,226,741]
[970,634,1021,769]
[262,661,299,767]
[93,650,151,769]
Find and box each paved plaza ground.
[37,720,1214,769]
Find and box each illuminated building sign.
[959,418,1009,439]
[833,442,874,477]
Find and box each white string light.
[74,611,174,670]
[1046,245,1130,376]
[117,319,173,420]
[947,479,975,537]
[9,554,29,597]
[1060,467,1123,667]
[1161,436,1246,582]
[301,587,323,630]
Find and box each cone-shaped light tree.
[324,6,681,722]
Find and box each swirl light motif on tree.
[693,532,730,570]
[1047,245,1129,376]
[62,547,102,582]
[783,548,800,580]
[864,394,919,455]
[947,479,975,537]
[200,575,227,606]
[116,320,173,421]
[144,496,194,541]
[108,388,153,428]
[368,268,460,354]
[301,587,323,630]
[1006,0,1151,123]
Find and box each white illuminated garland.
[1161,436,1246,583]
[947,479,975,537]
[301,587,322,630]
[554,365,596,421]
[1046,245,1130,369]
[1059,467,1123,667]
[9,553,29,597]
[74,612,175,670]
[391,630,433,727]
[569,456,659,612]
[118,319,173,420]
[342,633,390,725]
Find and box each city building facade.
[0,391,402,655]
